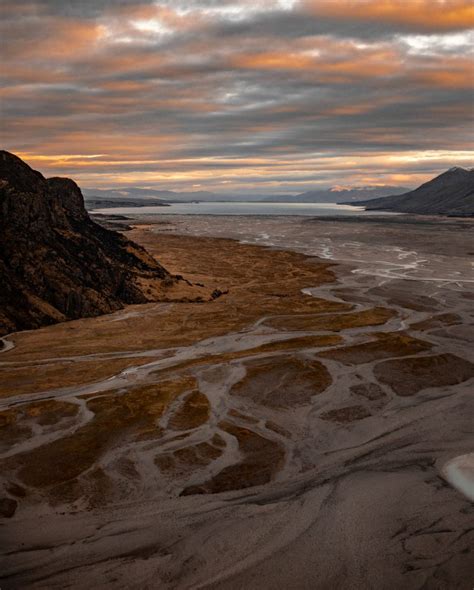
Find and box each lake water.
[92,201,395,217]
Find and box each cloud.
[303,0,474,33]
[1,0,472,191]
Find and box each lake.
[92,201,395,217]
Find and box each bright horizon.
[2,0,474,193]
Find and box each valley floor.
[1,215,473,589]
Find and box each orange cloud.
[414,70,472,88]
[1,16,105,66]
[304,0,474,31]
[231,52,316,70]
[231,45,402,81]
[16,149,473,193]
[316,50,401,79]
[411,57,474,88]
[42,21,105,59]
[0,64,70,85]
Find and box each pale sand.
[0,215,473,589]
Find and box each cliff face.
[354,168,474,216]
[0,151,208,336]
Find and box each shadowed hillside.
[0,151,216,335]
[352,167,474,216]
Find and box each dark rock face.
[0,151,179,335]
[354,167,474,216]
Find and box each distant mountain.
[85,197,170,209]
[352,168,474,216]
[0,152,216,335]
[84,185,410,207]
[83,187,218,209]
[83,187,300,205]
[261,186,410,203]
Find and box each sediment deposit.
[1,215,473,589]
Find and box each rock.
[0,151,210,335]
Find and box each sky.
[1,0,473,193]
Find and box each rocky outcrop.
[0,151,212,335]
[352,167,474,216]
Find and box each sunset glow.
[2,0,473,192]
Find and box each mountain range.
[83,185,410,208]
[351,167,474,216]
[83,187,219,201]
[261,186,410,203]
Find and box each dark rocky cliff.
[0,151,208,336]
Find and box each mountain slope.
[0,151,213,336]
[353,168,474,216]
[262,186,410,203]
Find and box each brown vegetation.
[231,356,332,409]
[320,405,372,423]
[318,332,432,365]
[1,378,194,490]
[168,390,210,431]
[411,313,462,331]
[374,353,474,396]
[350,383,386,401]
[181,421,284,495]
[266,307,395,332]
